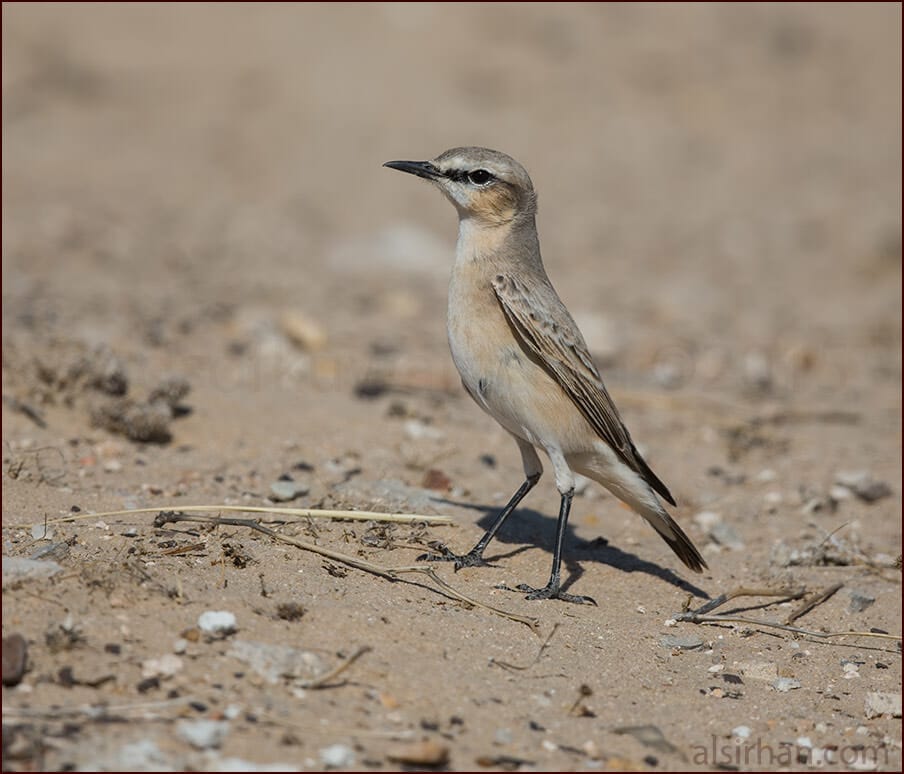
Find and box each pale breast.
[446,260,594,450]
[446,261,510,404]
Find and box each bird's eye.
[467,169,493,185]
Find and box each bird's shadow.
[433,495,710,600]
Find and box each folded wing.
[492,273,676,506]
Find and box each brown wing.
[492,273,676,506]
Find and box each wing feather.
[492,273,676,506]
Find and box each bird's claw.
[417,546,488,571]
[515,582,597,606]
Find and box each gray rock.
[864,692,902,719]
[269,480,310,502]
[659,634,704,650]
[848,589,876,613]
[835,471,892,503]
[2,556,63,587]
[228,639,323,684]
[29,541,71,562]
[177,719,230,750]
[709,522,744,550]
[30,523,55,541]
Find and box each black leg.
[516,489,597,605]
[418,473,540,569]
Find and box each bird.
[383,147,707,604]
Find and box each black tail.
[652,510,707,573]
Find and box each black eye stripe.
[444,168,495,185]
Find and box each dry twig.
[673,585,901,644]
[23,504,452,528]
[154,511,539,632]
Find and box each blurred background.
[2,1,900,461]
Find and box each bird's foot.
[515,582,597,606]
[417,545,488,571]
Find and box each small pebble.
[269,480,310,502]
[403,418,444,441]
[732,725,751,739]
[848,589,876,613]
[121,528,139,538]
[177,719,230,750]
[141,654,183,679]
[422,469,452,491]
[280,310,327,351]
[772,677,801,692]
[198,611,237,639]
[2,634,28,686]
[320,743,355,769]
[385,740,449,767]
[173,638,188,654]
[829,485,852,501]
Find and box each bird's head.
[384,147,536,226]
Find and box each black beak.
[383,159,442,181]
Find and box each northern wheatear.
[384,147,706,604]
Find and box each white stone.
[198,611,237,638]
[319,744,355,769]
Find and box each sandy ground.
[2,3,901,772]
